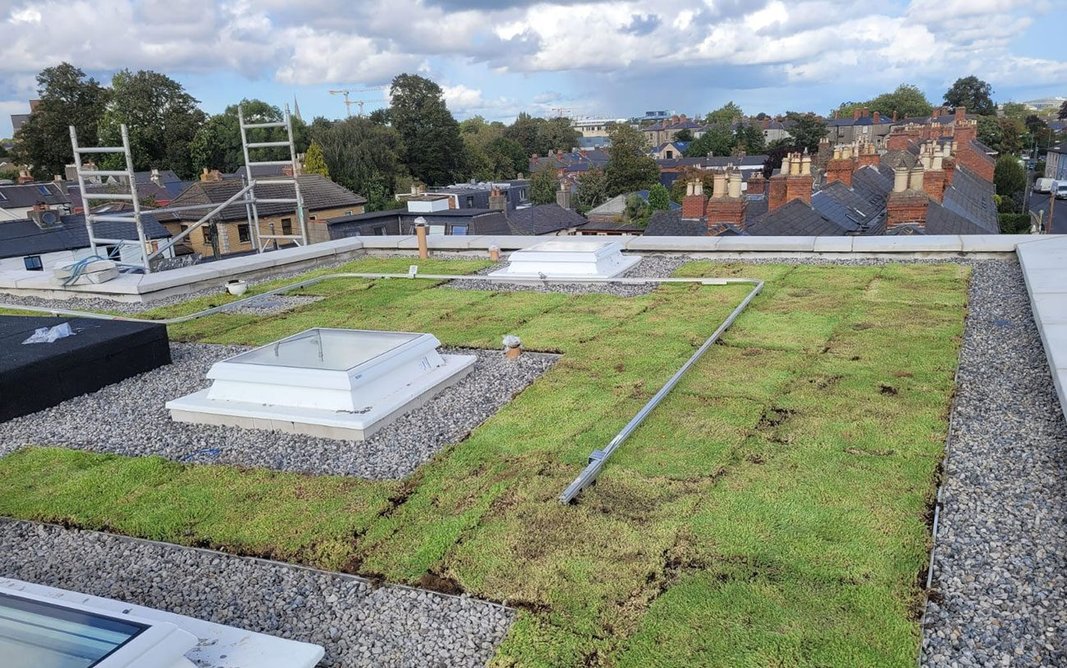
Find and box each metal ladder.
[239,104,307,251]
[69,124,153,273]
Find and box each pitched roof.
[747,199,840,236]
[941,166,998,233]
[505,204,586,235]
[851,165,894,208]
[644,209,708,236]
[811,181,884,234]
[0,182,70,210]
[167,175,366,222]
[0,213,170,260]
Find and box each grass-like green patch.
[0,258,969,667]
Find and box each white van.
[1056,181,1067,200]
[1034,177,1054,193]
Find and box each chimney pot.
[893,166,908,193]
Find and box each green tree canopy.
[994,154,1026,213]
[1059,101,1067,120]
[605,124,660,196]
[944,76,995,116]
[734,123,766,154]
[504,112,546,157]
[782,112,828,153]
[315,116,407,211]
[647,183,670,211]
[458,116,526,180]
[13,62,109,180]
[574,167,608,214]
[705,102,743,126]
[833,84,933,120]
[538,117,580,153]
[529,167,558,205]
[684,124,734,157]
[98,69,206,178]
[674,128,694,142]
[1001,102,1029,120]
[190,99,305,175]
[303,141,329,178]
[389,73,464,186]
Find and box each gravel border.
[0,520,514,668]
[921,259,1067,666]
[0,342,556,479]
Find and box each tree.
[782,112,827,153]
[458,116,525,180]
[529,168,558,205]
[705,102,743,126]
[674,128,694,142]
[307,116,335,143]
[1059,101,1067,120]
[604,124,659,196]
[623,193,652,228]
[944,76,995,116]
[12,63,109,180]
[734,123,766,154]
[1001,102,1028,120]
[97,69,206,178]
[977,115,1004,153]
[486,137,527,177]
[647,183,670,211]
[190,99,290,175]
[538,117,580,153]
[303,141,329,178]
[994,155,1026,213]
[505,112,547,157]
[871,84,933,118]
[685,124,734,157]
[316,117,407,211]
[389,73,464,186]
[574,167,608,214]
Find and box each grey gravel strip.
[0,342,556,479]
[921,259,1067,667]
[0,520,513,668]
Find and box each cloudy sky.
[1,0,1065,136]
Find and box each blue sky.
[1,0,1065,137]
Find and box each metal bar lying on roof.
[558,277,764,504]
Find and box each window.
[36,184,51,196]
[429,224,446,235]
[237,224,250,243]
[0,592,149,667]
[451,225,468,235]
[0,191,7,201]
[280,217,292,235]
[344,210,353,216]
[666,150,674,159]
[23,255,43,271]
[202,226,214,244]
[373,226,386,236]
[465,195,475,208]
[309,215,317,221]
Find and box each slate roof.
[644,210,709,236]
[811,181,884,234]
[166,175,366,222]
[505,204,586,235]
[0,182,70,210]
[232,165,290,179]
[746,199,840,236]
[941,165,998,233]
[0,213,170,259]
[851,165,894,208]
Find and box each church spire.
[292,95,303,121]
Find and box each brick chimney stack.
[855,141,880,169]
[681,178,707,219]
[954,106,966,123]
[705,167,747,235]
[491,186,509,211]
[747,171,766,196]
[921,143,946,203]
[768,153,813,212]
[872,111,881,125]
[825,143,857,187]
[886,164,930,231]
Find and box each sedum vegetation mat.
[0,257,969,667]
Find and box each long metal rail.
[558,278,763,503]
[0,270,762,502]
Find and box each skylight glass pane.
[0,593,147,668]
[229,329,422,371]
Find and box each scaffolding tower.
[67,102,307,273]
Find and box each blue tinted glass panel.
[0,593,147,668]
[451,225,468,235]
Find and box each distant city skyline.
[2,0,1065,137]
